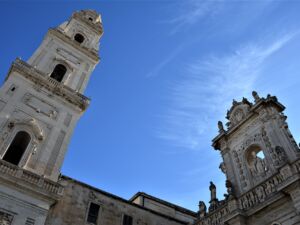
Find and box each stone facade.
[197,93,300,225]
[0,9,300,225]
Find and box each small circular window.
[74,33,85,44]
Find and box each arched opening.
[50,64,67,82]
[74,33,85,44]
[2,131,31,165]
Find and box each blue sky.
[0,0,299,211]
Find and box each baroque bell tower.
[0,10,103,225]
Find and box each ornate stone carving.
[226,98,252,128]
[0,211,13,225]
[233,150,248,189]
[9,118,44,141]
[23,93,58,120]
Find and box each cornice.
[8,59,90,112]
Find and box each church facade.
[0,10,299,225]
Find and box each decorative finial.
[232,99,238,106]
[198,201,207,218]
[218,121,225,133]
[209,181,217,201]
[208,182,218,212]
[252,91,260,103]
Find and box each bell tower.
[0,10,103,225]
[213,92,300,196]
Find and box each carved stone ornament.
[9,118,44,141]
[226,98,252,128]
[0,211,13,225]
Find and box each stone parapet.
[0,159,63,199]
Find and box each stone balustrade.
[12,58,90,111]
[0,159,63,196]
[195,160,300,225]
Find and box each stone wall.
[46,176,193,225]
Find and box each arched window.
[50,64,67,82]
[2,131,31,165]
[74,33,85,44]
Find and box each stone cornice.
[0,159,63,202]
[49,28,100,62]
[8,58,90,112]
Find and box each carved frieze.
[23,93,58,120]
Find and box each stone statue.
[225,180,234,197]
[208,182,218,212]
[198,201,207,218]
[275,146,287,164]
[219,162,226,174]
[209,181,217,201]
[256,185,266,202]
[218,121,225,133]
[252,91,260,102]
[251,151,267,175]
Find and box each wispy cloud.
[157,33,296,150]
[146,44,185,78]
[166,0,224,35]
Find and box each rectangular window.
[87,203,100,224]
[122,214,133,225]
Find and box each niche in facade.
[246,145,268,177]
